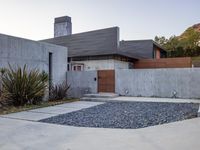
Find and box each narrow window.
[49,52,53,87]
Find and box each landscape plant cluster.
[0,65,69,108]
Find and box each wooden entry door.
[98,70,115,93]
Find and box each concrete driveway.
[0,100,200,150]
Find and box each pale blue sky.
[0,0,199,40]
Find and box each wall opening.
[49,52,53,88]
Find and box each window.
[71,64,84,71]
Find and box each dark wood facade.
[134,57,192,69]
[98,70,115,93]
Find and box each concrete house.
[42,16,167,71]
[0,15,196,99]
[39,16,194,97]
[0,33,68,85]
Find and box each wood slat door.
[98,70,115,93]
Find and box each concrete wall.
[114,60,129,69]
[71,59,129,71]
[67,71,97,98]
[66,68,200,99]
[54,16,72,37]
[115,69,200,99]
[0,33,68,85]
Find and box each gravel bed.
[39,102,199,129]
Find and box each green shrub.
[1,65,48,106]
[0,68,7,107]
[49,82,70,101]
[0,68,6,95]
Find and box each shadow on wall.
[67,69,200,99]
[115,68,200,99]
[68,87,92,98]
[67,71,97,98]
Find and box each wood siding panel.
[155,48,161,59]
[42,27,119,58]
[134,57,192,69]
[98,70,115,93]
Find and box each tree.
[179,28,200,50]
[154,28,200,57]
[154,36,168,46]
[165,36,179,51]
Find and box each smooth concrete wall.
[72,60,115,70]
[67,71,97,98]
[71,59,129,71]
[114,60,129,69]
[0,33,68,85]
[116,69,200,99]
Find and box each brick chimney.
[54,16,72,37]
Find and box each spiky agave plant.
[1,65,48,106]
[49,82,70,101]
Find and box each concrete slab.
[55,101,104,108]
[1,111,58,121]
[82,96,200,104]
[84,93,119,98]
[0,101,104,121]
[0,116,200,150]
[28,106,81,114]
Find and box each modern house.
[0,15,195,99]
[42,16,167,71]
[40,15,195,97]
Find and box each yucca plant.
[1,65,48,106]
[0,68,7,106]
[49,82,70,101]
[0,68,7,95]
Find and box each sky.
[0,0,199,41]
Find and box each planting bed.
[40,101,199,129]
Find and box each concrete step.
[83,93,119,98]
[80,97,111,102]
[81,93,119,102]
